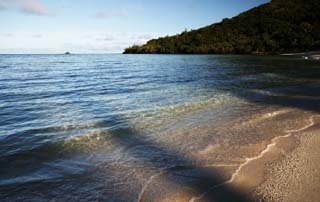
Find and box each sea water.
[0,54,319,201]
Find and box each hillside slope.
[124,0,320,54]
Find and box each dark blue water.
[0,54,319,201]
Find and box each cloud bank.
[0,0,52,15]
[0,31,160,54]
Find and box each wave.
[0,125,136,186]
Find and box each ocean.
[0,54,319,202]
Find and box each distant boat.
[64,52,71,55]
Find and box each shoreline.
[187,113,320,202]
[136,108,320,202]
[122,51,320,62]
[281,51,320,61]
[254,115,320,202]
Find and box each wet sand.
[254,115,320,202]
[138,110,320,202]
[184,113,320,202]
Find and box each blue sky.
[0,0,270,53]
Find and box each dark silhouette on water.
[0,117,251,202]
[106,125,250,202]
[223,57,320,113]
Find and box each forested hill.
[123,0,320,54]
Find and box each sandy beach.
[254,115,320,202]
[305,51,320,61]
[214,112,320,202]
[127,107,320,202]
[181,111,320,202]
[282,51,320,61]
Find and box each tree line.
[124,0,320,54]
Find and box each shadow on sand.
[107,125,250,202]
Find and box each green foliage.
[123,0,320,54]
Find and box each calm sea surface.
[0,54,319,201]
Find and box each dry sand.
[254,116,320,202]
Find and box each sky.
[0,0,270,53]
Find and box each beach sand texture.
[189,114,320,202]
[137,111,320,202]
[255,116,320,202]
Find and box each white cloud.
[0,33,14,37]
[0,3,6,10]
[57,32,160,53]
[95,10,128,19]
[132,34,154,40]
[21,0,51,15]
[96,35,116,41]
[0,0,52,16]
[0,31,161,54]
[94,4,144,20]
[32,34,42,38]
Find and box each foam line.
[137,170,165,202]
[136,163,238,202]
[189,114,319,202]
